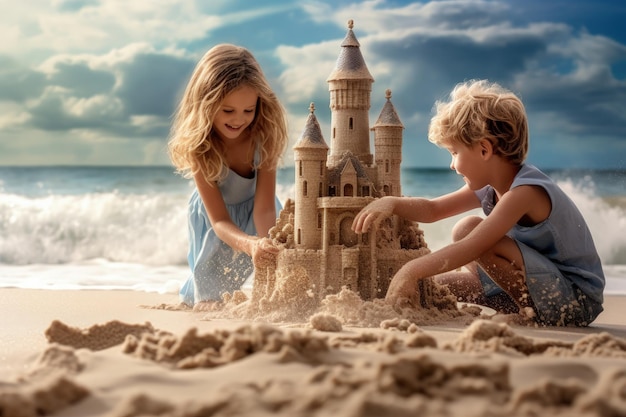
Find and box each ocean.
[1,166,624,295]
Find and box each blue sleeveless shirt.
[474,164,605,305]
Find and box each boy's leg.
[435,269,518,314]
[446,215,535,316]
[475,235,536,317]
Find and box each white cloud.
[0,103,31,129]
[276,41,338,103]
[63,94,123,119]
[0,2,198,57]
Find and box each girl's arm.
[385,185,538,307]
[194,172,257,257]
[252,167,278,238]
[352,185,480,233]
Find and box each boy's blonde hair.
[428,80,528,165]
[168,44,288,183]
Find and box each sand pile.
[0,344,88,417]
[3,317,626,417]
[152,265,485,330]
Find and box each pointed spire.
[293,102,329,150]
[341,19,360,47]
[327,20,373,82]
[373,89,404,128]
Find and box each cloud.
[116,52,194,117]
[0,0,624,167]
[48,61,116,97]
[1,44,194,141]
[0,1,221,55]
[0,56,47,102]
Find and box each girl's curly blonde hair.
[168,44,288,183]
[428,79,529,165]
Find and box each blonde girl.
[168,44,288,306]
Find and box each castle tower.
[372,89,404,196]
[326,20,374,168]
[293,103,329,249]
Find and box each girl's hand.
[352,197,396,234]
[385,273,421,311]
[251,237,279,267]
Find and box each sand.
[2,288,626,417]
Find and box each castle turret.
[326,19,374,168]
[293,103,329,249]
[372,89,404,196]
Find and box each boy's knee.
[451,215,482,242]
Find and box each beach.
[1,166,624,416]
[2,288,626,417]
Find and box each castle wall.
[276,249,323,297]
[373,248,429,298]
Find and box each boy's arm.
[352,185,479,233]
[385,185,538,308]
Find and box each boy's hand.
[385,274,420,310]
[352,197,395,233]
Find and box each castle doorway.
[339,217,357,247]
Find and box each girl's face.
[445,141,488,190]
[213,85,258,142]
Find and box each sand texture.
[2,288,626,417]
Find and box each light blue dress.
[179,162,281,305]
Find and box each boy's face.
[213,85,258,142]
[444,141,488,190]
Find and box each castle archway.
[339,216,357,247]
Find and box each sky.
[0,0,624,169]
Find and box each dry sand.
[1,288,626,417]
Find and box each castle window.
[297,229,301,245]
[362,186,370,196]
[344,267,356,290]
[333,127,336,138]
[383,184,390,195]
[343,183,353,197]
[303,180,308,196]
[349,117,353,130]
[317,213,322,228]
[385,160,389,173]
[320,161,324,176]
[329,185,336,196]
[318,182,323,197]
[299,161,303,176]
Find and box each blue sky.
[0,0,624,169]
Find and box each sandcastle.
[251,20,434,308]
